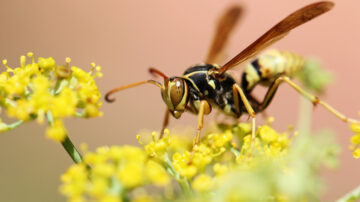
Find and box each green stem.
[3,120,24,131]
[46,111,83,164]
[52,79,61,94]
[61,135,83,164]
[297,96,312,135]
[75,111,86,118]
[336,185,360,202]
[178,177,192,197]
[163,156,192,197]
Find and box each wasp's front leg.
[159,109,170,139]
[194,100,212,146]
[232,84,257,151]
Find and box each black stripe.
[241,73,249,92]
[251,59,262,77]
[183,64,212,75]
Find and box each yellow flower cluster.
[61,119,339,201]
[137,130,171,159]
[135,119,294,194]
[0,53,102,142]
[350,122,360,158]
[171,130,232,179]
[165,120,292,182]
[240,124,290,160]
[60,145,171,202]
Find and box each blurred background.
[0,0,359,201]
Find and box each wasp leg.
[159,109,170,139]
[252,80,281,113]
[194,100,212,146]
[232,84,257,150]
[258,76,359,124]
[248,94,270,119]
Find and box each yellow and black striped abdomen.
[241,49,305,92]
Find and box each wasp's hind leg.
[232,84,257,151]
[247,94,270,120]
[257,76,359,124]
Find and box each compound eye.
[169,78,185,107]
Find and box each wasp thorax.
[161,77,188,119]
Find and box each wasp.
[106,1,359,146]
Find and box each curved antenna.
[149,67,169,89]
[149,67,168,80]
[105,80,162,103]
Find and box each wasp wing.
[205,5,243,64]
[216,1,334,76]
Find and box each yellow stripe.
[183,70,208,77]
[182,71,208,93]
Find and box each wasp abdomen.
[241,49,305,92]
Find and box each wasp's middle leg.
[232,84,257,149]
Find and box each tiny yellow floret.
[46,119,67,142]
[192,174,213,192]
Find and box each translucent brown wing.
[216,1,334,76]
[205,5,243,64]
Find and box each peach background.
[1,0,360,201]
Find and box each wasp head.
[161,77,189,119]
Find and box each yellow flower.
[0,53,102,142]
[51,87,77,118]
[89,178,108,198]
[46,119,67,142]
[171,144,215,179]
[61,145,171,201]
[7,99,33,121]
[85,103,103,117]
[349,121,360,158]
[118,162,144,188]
[172,151,198,178]
[259,125,278,143]
[213,163,228,176]
[206,130,233,149]
[350,134,360,145]
[99,195,122,202]
[191,144,213,170]
[191,174,213,192]
[350,123,360,133]
[60,164,87,199]
[145,160,170,186]
[38,57,56,71]
[60,120,339,201]
[353,148,360,159]
[138,131,170,159]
